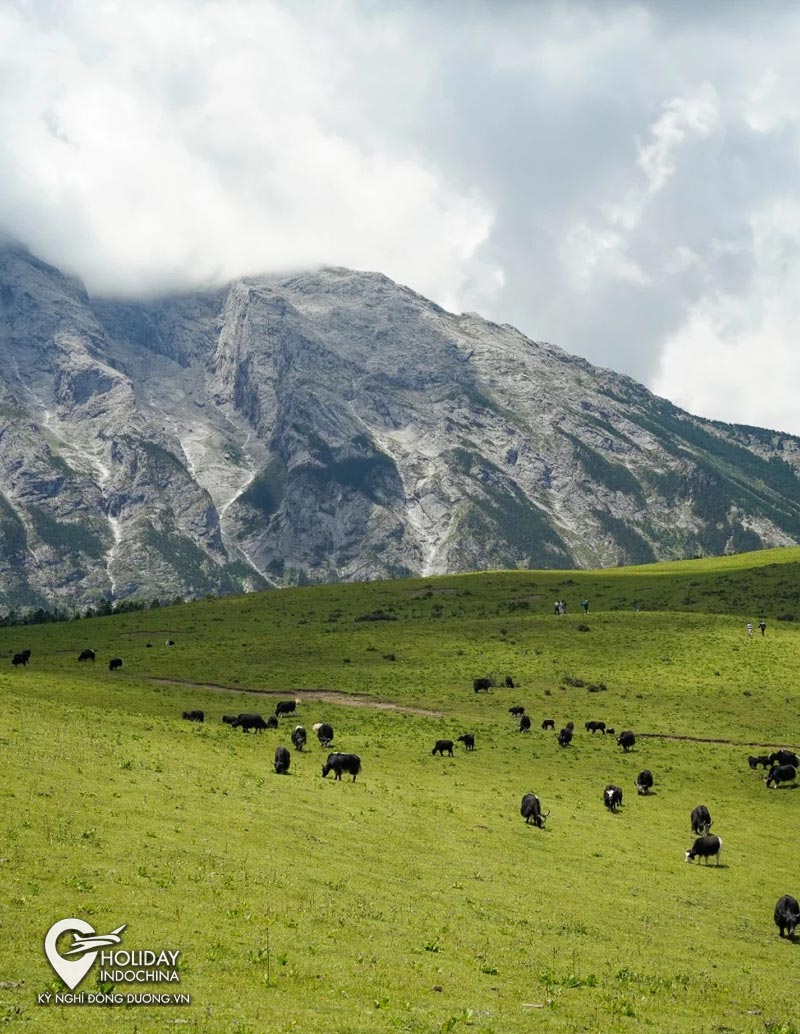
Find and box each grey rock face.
[2,240,800,610]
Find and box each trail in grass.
[131,674,797,744]
[134,674,445,716]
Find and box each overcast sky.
[3,0,800,432]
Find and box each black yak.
[274,746,291,775]
[322,753,362,781]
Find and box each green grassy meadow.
[2,549,800,1033]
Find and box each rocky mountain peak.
[2,244,800,611]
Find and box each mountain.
[2,238,800,611]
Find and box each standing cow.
[604,785,623,812]
[473,677,493,693]
[635,770,654,795]
[108,658,123,671]
[765,764,797,788]
[322,753,362,781]
[274,746,291,775]
[774,895,800,939]
[769,750,800,768]
[78,649,96,663]
[432,740,454,757]
[313,722,334,747]
[232,713,269,733]
[291,726,307,751]
[685,835,722,864]
[520,793,549,828]
[690,805,713,835]
[457,733,475,751]
[617,730,636,752]
[275,700,298,718]
[519,715,532,733]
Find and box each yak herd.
[10,648,800,939]
[471,676,799,939]
[183,697,360,780]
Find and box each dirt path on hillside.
[134,675,445,717]
[126,675,795,744]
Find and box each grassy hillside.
[2,549,800,1033]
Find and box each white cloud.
[0,0,498,307]
[5,1,800,435]
[654,200,800,434]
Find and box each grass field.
[2,549,800,1033]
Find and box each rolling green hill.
[2,549,800,1033]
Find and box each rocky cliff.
[2,238,800,610]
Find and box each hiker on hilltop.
[581,599,589,614]
[746,622,753,638]
[759,619,767,636]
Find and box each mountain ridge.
[2,240,800,611]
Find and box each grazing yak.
[109,658,123,671]
[222,715,238,725]
[774,895,800,939]
[182,710,204,723]
[12,653,29,667]
[519,715,532,733]
[748,754,771,770]
[166,639,175,646]
[274,746,291,775]
[78,649,96,663]
[635,770,654,795]
[232,713,269,733]
[504,675,515,688]
[769,749,800,768]
[313,722,334,747]
[604,785,623,812]
[509,706,525,717]
[541,719,555,731]
[765,764,797,788]
[457,733,475,751]
[617,730,636,752]
[558,726,573,748]
[604,728,616,737]
[691,805,713,835]
[473,677,493,693]
[291,726,307,751]
[322,753,362,781]
[432,739,454,757]
[585,720,606,734]
[685,834,722,864]
[275,700,299,718]
[520,793,549,827]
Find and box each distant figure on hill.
[746,622,753,638]
[581,599,589,614]
[759,619,767,637]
